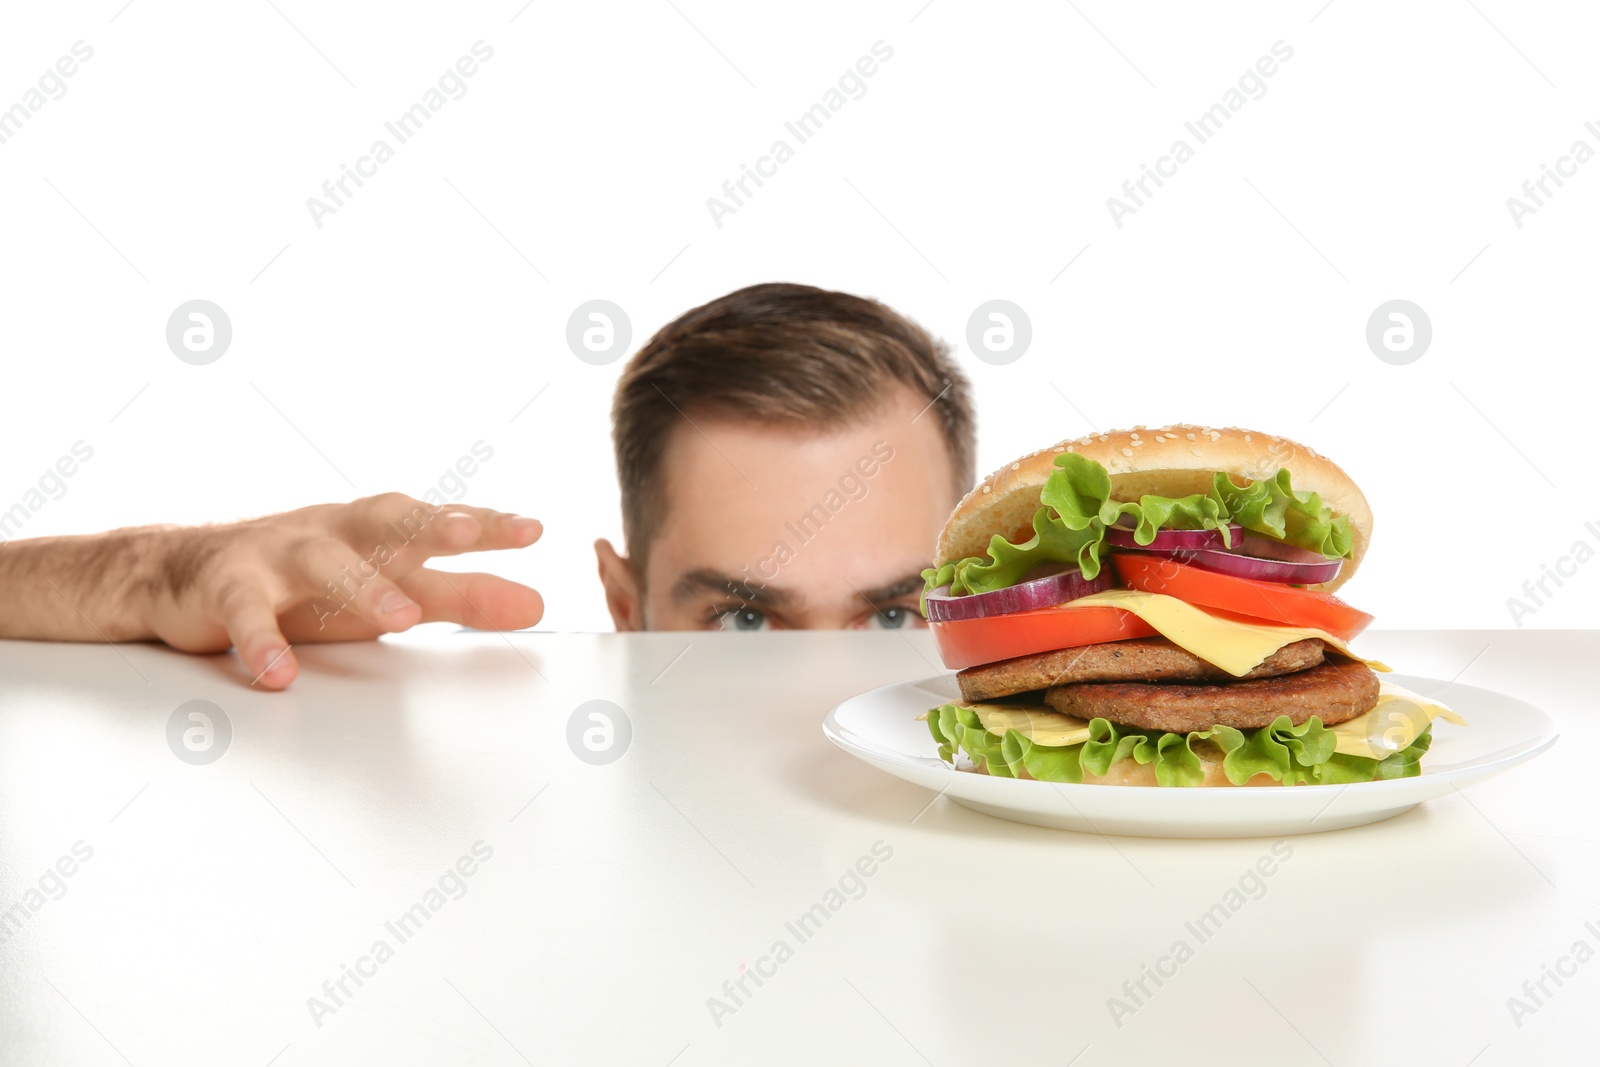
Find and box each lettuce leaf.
[1211,469,1353,560]
[1041,452,1230,549]
[929,704,1012,775]
[923,506,1105,599]
[928,703,1430,787]
[922,452,1351,602]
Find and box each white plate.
[823,673,1558,838]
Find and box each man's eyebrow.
[671,568,797,607]
[855,574,926,604]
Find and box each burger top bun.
[936,425,1373,594]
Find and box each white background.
[2,0,1596,632]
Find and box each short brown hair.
[611,282,976,567]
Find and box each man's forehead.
[653,386,945,513]
[659,413,890,506]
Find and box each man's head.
[595,283,975,631]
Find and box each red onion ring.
[924,568,1113,623]
[1113,538,1343,585]
[1104,522,1242,552]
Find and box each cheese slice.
[915,702,1094,746]
[1329,679,1467,759]
[972,703,1093,747]
[940,679,1463,759]
[1062,589,1389,677]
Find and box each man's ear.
[594,538,645,631]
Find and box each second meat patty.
[1044,659,1382,732]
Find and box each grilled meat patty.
[1042,658,1380,732]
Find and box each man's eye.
[716,608,770,632]
[868,606,922,631]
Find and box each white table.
[0,628,1594,1066]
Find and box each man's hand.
[0,494,544,689]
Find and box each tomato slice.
[1111,554,1373,641]
[930,604,1156,671]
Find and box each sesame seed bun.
[936,425,1372,593]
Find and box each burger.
[920,425,1463,787]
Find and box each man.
[0,284,975,688]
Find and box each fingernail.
[380,592,415,615]
[511,516,542,537]
[255,644,293,679]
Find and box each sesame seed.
[1011,462,1020,470]
[1122,447,1133,457]
[982,485,991,494]
[1186,433,1196,441]
[1131,439,1142,446]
